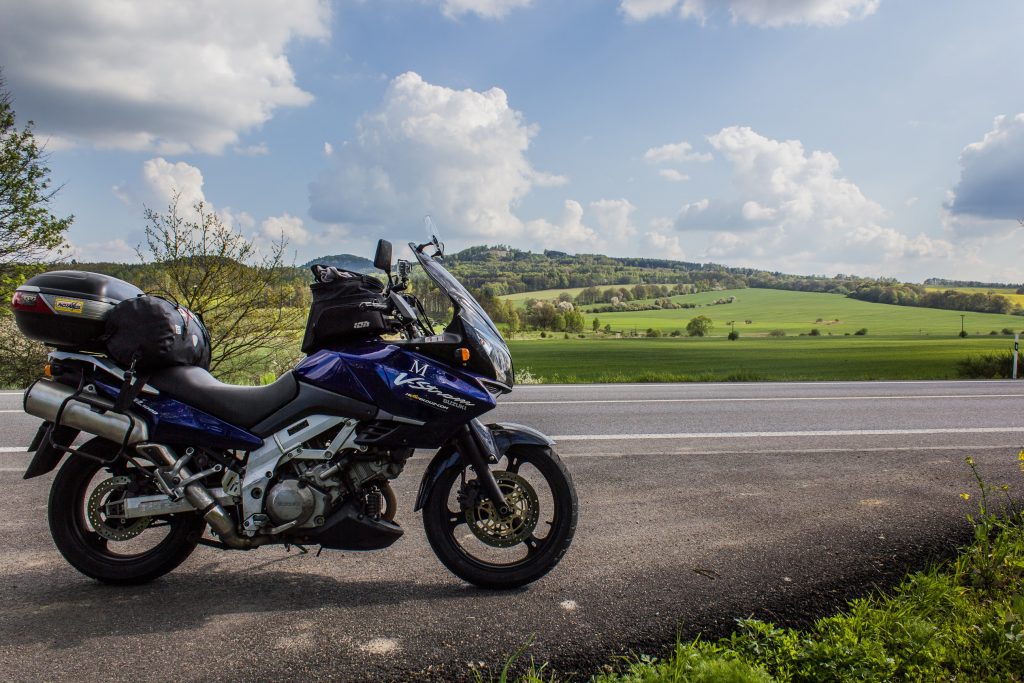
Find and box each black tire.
[422,444,578,589]
[48,438,206,585]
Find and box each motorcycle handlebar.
[359,301,390,312]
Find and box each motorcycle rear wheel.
[48,438,206,585]
[422,444,577,589]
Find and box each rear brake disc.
[87,477,152,542]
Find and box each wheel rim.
[439,450,562,570]
[70,462,183,561]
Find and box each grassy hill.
[582,288,1022,337]
[501,288,1022,382]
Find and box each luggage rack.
[40,360,150,468]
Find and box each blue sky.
[1,0,1022,281]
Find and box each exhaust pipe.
[24,380,148,445]
[24,382,274,550]
[139,444,272,550]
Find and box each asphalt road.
[2,380,1023,681]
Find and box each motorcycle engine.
[265,479,317,526]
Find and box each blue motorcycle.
[19,228,578,588]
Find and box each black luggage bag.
[301,266,389,353]
[104,296,211,372]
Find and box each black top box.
[12,271,143,352]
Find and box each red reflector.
[11,291,51,314]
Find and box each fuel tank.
[295,341,495,448]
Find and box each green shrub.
[956,352,1013,378]
[728,330,739,341]
[854,328,868,336]
[1001,328,1015,335]
[809,328,821,336]
[768,329,785,337]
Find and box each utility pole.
[960,314,966,336]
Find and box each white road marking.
[0,447,27,453]
[560,600,579,611]
[505,393,1024,406]
[557,444,1019,457]
[551,427,1024,441]
[513,379,1022,389]
[0,410,23,413]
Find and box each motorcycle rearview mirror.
[374,239,393,276]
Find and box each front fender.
[413,422,555,511]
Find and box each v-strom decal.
[393,361,475,411]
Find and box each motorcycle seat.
[148,366,299,429]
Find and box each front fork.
[457,420,512,516]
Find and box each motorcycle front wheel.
[422,444,578,589]
[48,438,207,585]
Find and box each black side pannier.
[104,295,211,372]
[301,266,389,353]
[12,271,144,352]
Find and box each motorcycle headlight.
[473,329,514,387]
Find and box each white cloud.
[142,158,207,208]
[671,126,952,272]
[659,169,691,182]
[520,197,685,261]
[262,213,309,246]
[323,142,334,156]
[525,201,599,251]
[0,0,330,154]
[620,0,880,26]
[309,71,562,242]
[234,142,270,157]
[67,238,138,264]
[590,199,639,241]
[944,113,1024,238]
[644,140,712,164]
[439,0,532,19]
[644,230,687,260]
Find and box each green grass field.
[582,288,1023,337]
[508,336,1016,382]
[499,288,1024,382]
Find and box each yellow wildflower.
[959,493,971,501]
[965,456,975,466]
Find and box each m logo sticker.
[411,359,430,376]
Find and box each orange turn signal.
[455,347,470,363]
[43,364,52,378]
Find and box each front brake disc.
[464,471,540,548]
